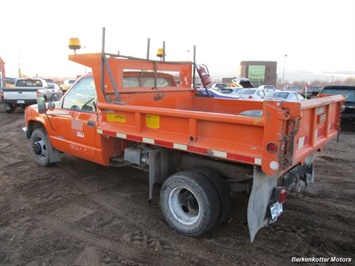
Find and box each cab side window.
[62,77,97,112]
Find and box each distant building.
[240,61,277,87]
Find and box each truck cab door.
[50,76,99,162]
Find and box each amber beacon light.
[68,37,81,54]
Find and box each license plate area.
[270,202,283,220]
[17,100,25,104]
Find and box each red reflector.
[274,186,287,203]
[279,187,287,203]
[267,143,278,153]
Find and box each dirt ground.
[0,104,354,266]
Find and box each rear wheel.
[5,104,15,114]
[191,166,231,223]
[160,170,220,236]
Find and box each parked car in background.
[318,85,355,123]
[231,78,255,88]
[259,84,276,91]
[44,78,54,84]
[305,85,323,99]
[0,78,49,113]
[285,85,304,95]
[219,87,243,95]
[1,77,17,88]
[236,88,266,100]
[211,83,228,89]
[60,79,76,92]
[264,91,305,102]
[196,88,241,99]
[238,91,305,118]
[46,82,63,100]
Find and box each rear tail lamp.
[248,95,253,99]
[0,90,3,100]
[274,187,287,203]
[267,142,278,153]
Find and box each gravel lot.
[0,104,354,265]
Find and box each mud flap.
[49,146,62,164]
[247,166,277,243]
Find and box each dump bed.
[69,53,344,177]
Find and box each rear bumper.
[3,99,37,105]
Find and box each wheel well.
[28,121,45,137]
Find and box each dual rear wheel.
[160,168,230,236]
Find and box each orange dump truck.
[22,36,344,242]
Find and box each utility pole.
[282,54,287,89]
[18,50,22,78]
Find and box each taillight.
[274,187,287,203]
[248,95,253,99]
[0,90,3,100]
[267,142,278,153]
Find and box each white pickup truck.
[0,78,59,113]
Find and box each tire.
[160,170,220,237]
[30,128,54,167]
[5,105,15,114]
[191,166,231,223]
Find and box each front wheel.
[30,128,55,166]
[160,170,220,237]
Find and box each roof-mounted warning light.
[68,37,81,54]
[157,48,165,58]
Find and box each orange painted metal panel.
[62,53,345,177]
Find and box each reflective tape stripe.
[212,150,227,158]
[173,143,187,150]
[254,158,262,165]
[97,130,260,165]
[143,137,154,144]
[298,136,305,149]
[227,153,255,164]
[117,133,127,139]
[127,135,142,142]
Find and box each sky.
[1,0,355,83]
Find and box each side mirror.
[36,90,47,114]
[48,101,55,111]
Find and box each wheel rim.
[32,137,47,160]
[168,187,200,225]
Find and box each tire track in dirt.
[38,215,151,265]
[51,162,218,265]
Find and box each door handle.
[87,120,95,127]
